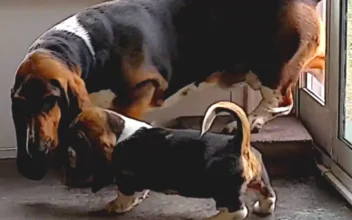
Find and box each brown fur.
[12,50,91,151]
[70,107,124,162]
[111,80,163,119]
[276,2,325,99]
[113,52,169,118]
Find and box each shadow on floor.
[1,159,352,220]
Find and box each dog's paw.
[105,190,149,214]
[248,115,265,134]
[253,197,276,215]
[207,207,248,220]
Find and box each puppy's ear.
[91,148,114,193]
[106,111,125,137]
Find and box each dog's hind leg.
[209,185,248,219]
[248,164,276,216]
[206,207,248,220]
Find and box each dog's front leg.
[106,189,149,214]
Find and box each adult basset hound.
[10,0,325,181]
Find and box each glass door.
[298,0,331,156]
[300,0,352,202]
[329,0,352,193]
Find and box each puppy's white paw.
[105,190,149,214]
[253,197,276,215]
[207,207,248,220]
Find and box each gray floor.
[1,160,352,220]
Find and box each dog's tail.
[200,101,260,181]
[200,101,250,154]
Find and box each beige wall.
[0,0,259,158]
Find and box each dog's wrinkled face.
[68,107,125,192]
[10,50,90,180]
[12,76,63,153]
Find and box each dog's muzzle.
[15,120,49,180]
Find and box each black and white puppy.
[68,101,276,219]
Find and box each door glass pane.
[304,0,326,104]
[342,0,352,144]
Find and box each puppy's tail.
[200,101,260,181]
[200,101,250,154]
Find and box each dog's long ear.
[91,147,115,193]
[67,74,91,112]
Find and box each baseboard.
[0,147,16,159]
[317,163,352,206]
[315,145,352,206]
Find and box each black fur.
[85,127,246,211]
[117,128,243,194]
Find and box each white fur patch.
[67,146,77,168]
[103,109,152,143]
[34,15,95,59]
[25,118,37,158]
[253,197,276,214]
[88,89,117,109]
[207,207,248,220]
[26,126,31,159]
[106,190,149,214]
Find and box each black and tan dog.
[11,0,324,181]
[68,101,276,219]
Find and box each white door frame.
[300,0,352,205]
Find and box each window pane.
[304,1,326,103]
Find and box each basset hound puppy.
[67,101,276,219]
